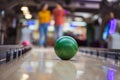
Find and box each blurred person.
[38,3,51,47]
[53,2,66,40]
[94,19,101,41]
[107,29,120,49]
[86,23,94,46]
[21,25,32,44]
[6,26,17,44]
[106,12,120,49]
[16,23,23,44]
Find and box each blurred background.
[0,0,120,49]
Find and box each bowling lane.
[0,47,120,80]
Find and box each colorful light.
[103,18,117,40]
[109,18,117,34]
[103,24,110,40]
[107,68,115,80]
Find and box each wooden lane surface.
[0,47,120,80]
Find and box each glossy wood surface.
[0,47,120,80]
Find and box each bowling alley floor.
[0,47,120,80]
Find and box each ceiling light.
[107,0,117,2]
[25,14,32,19]
[21,6,28,11]
[23,10,30,15]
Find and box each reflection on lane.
[53,61,77,80]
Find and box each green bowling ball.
[54,36,78,60]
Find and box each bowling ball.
[22,41,30,46]
[54,36,78,60]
